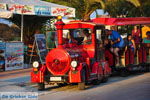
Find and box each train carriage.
[92,17,150,75]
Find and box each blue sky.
[0,18,12,26]
[90,9,108,19]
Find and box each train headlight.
[33,61,39,68]
[71,61,78,68]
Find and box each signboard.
[0,42,5,71]
[34,34,47,63]
[0,3,7,10]
[34,6,51,16]
[51,7,75,17]
[8,4,34,15]
[5,43,24,71]
[0,3,75,17]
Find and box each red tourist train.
[31,16,150,90]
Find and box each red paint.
[31,65,46,83]
[46,48,71,75]
[138,45,147,63]
[125,48,134,65]
[69,63,83,83]
[55,19,65,48]
[92,17,150,25]
[105,50,115,67]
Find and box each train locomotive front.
[31,17,111,90]
[46,47,87,80]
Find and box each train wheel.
[57,83,67,87]
[120,69,129,77]
[38,83,45,91]
[101,76,108,83]
[146,64,150,72]
[92,74,101,85]
[78,82,85,90]
[78,69,86,90]
[92,80,101,85]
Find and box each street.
[0,68,32,92]
[0,69,149,100]
[39,73,150,100]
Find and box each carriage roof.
[62,17,150,30]
[92,17,150,26]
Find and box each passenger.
[104,38,115,67]
[142,25,150,39]
[106,29,125,66]
[83,29,91,44]
[104,38,111,50]
[143,31,150,43]
[132,26,141,44]
[125,34,136,53]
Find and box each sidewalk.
[0,68,36,92]
[0,68,32,80]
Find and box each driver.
[68,30,77,44]
[83,29,91,44]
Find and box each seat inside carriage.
[144,43,150,64]
[105,42,150,74]
[74,37,84,45]
[102,30,149,72]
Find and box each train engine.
[31,16,111,90]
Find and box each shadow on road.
[85,72,145,90]
[35,72,147,92]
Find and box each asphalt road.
[39,73,150,100]
[0,69,149,100]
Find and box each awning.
[92,17,150,25]
[0,8,13,18]
[0,0,75,17]
[0,0,76,42]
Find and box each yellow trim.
[66,22,97,26]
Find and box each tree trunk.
[82,10,95,21]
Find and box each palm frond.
[94,0,105,9]
[126,0,141,7]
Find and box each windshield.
[62,28,92,45]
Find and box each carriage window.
[96,29,102,42]
[62,29,92,45]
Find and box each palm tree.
[136,0,150,17]
[104,0,141,7]
[74,0,105,20]
[103,0,144,17]
[126,0,141,7]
